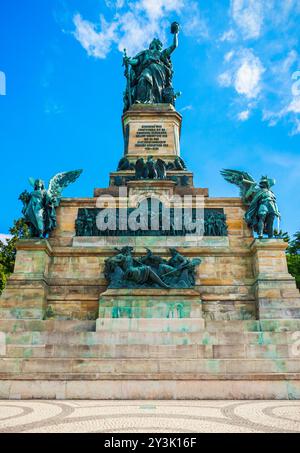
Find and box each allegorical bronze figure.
[221,169,280,238]
[20,170,82,238]
[123,22,180,111]
[104,247,201,289]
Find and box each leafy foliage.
[287,231,300,255]
[287,255,300,289]
[286,230,300,289]
[0,219,30,294]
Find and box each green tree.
[0,218,29,294]
[286,230,300,290]
[287,231,300,255]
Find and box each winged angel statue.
[221,169,280,238]
[19,170,82,238]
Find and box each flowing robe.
[23,189,46,236]
[132,49,172,104]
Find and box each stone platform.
[1,104,300,399]
[0,319,300,399]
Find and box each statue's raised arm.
[164,22,180,57]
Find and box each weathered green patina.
[116,156,187,177]
[104,247,201,289]
[123,22,180,111]
[19,170,82,238]
[221,169,280,238]
[75,206,228,237]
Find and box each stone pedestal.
[97,288,202,330]
[1,102,300,400]
[0,240,51,319]
[251,239,300,319]
[122,104,182,161]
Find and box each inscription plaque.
[135,125,169,151]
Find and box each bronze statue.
[221,169,280,238]
[117,157,134,171]
[135,156,167,180]
[20,170,82,238]
[105,247,201,289]
[104,246,169,289]
[123,22,180,111]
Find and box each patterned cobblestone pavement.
[0,400,300,433]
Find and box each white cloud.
[218,72,232,88]
[180,1,208,40]
[224,51,235,62]
[73,13,118,59]
[231,0,263,39]
[220,29,236,42]
[282,50,298,74]
[291,118,300,136]
[136,0,185,20]
[219,49,264,99]
[73,0,207,58]
[105,0,125,8]
[234,52,264,98]
[238,110,250,121]
[180,105,193,112]
[260,50,300,133]
[287,97,300,114]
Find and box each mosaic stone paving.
[0,400,300,433]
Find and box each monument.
[1,23,300,400]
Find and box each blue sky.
[0,0,300,236]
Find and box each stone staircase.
[1,318,300,399]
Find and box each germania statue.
[123,22,180,111]
[221,169,281,239]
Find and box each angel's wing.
[156,159,167,179]
[47,170,83,202]
[135,158,145,179]
[221,169,257,203]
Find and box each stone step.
[1,376,300,399]
[1,318,300,333]
[1,358,300,374]
[259,298,300,308]
[0,320,96,333]
[0,309,43,320]
[3,330,299,346]
[257,308,300,320]
[2,343,297,359]
[96,318,205,332]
